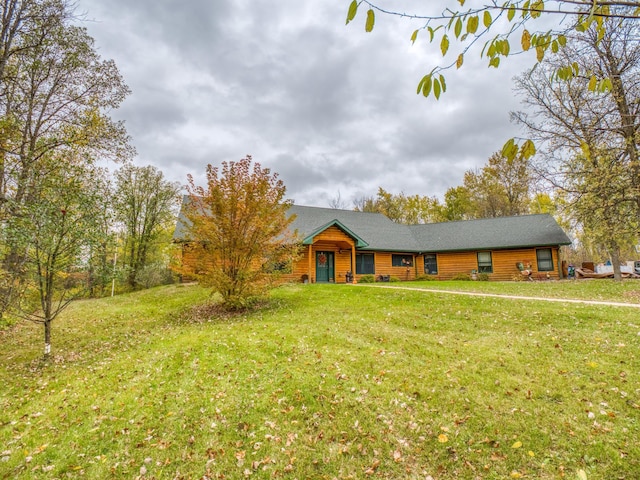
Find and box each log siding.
[174,200,571,284]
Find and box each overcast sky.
[76,0,534,207]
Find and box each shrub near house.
[178,157,299,309]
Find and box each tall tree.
[114,164,180,289]
[0,4,131,316]
[568,148,638,278]
[86,180,115,297]
[184,156,299,310]
[0,0,72,94]
[353,187,445,224]
[462,151,532,218]
[512,15,640,278]
[0,20,130,210]
[442,185,474,221]
[345,1,640,99]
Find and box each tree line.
[352,150,538,224]
[0,1,179,357]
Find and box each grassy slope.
[0,281,639,479]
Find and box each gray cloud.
[77,0,530,208]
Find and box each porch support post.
[308,244,313,283]
[351,245,356,283]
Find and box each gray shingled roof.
[173,197,571,252]
[287,205,421,252]
[408,214,571,252]
[172,196,193,241]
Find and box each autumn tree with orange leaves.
[183,156,299,310]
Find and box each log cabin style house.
[174,201,572,283]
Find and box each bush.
[389,276,401,282]
[415,274,437,281]
[135,263,176,289]
[359,274,375,283]
[477,273,490,281]
[451,273,472,281]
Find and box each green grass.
[1,282,639,479]
[404,278,640,303]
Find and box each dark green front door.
[316,251,334,283]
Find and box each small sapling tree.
[14,162,108,358]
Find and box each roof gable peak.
[302,219,369,248]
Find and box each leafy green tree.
[354,187,445,224]
[0,5,131,316]
[12,159,108,358]
[568,148,638,279]
[512,16,640,277]
[462,151,532,218]
[114,164,180,289]
[529,192,556,215]
[184,156,300,310]
[462,169,506,218]
[0,0,72,94]
[345,1,639,99]
[1,19,130,211]
[442,185,474,220]
[86,184,116,297]
[373,187,406,222]
[352,194,378,213]
[403,193,445,224]
[131,228,177,289]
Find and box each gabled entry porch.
[301,220,369,283]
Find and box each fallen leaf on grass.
[438,434,448,443]
[235,450,246,467]
[364,458,381,475]
[511,441,522,449]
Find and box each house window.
[477,251,493,273]
[392,254,413,267]
[424,254,438,274]
[536,248,554,272]
[356,253,375,274]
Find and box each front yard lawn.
[0,282,638,479]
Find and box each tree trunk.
[610,247,622,282]
[127,237,138,288]
[44,319,51,359]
